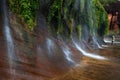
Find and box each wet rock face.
[6,13,73,79]
[2,13,120,80]
[1,0,120,80]
[0,9,81,80]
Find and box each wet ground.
[51,47,120,80]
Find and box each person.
[111,35,115,45]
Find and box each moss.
[47,0,108,39]
[92,0,108,36]
[77,25,82,39]
[9,0,39,30]
[47,0,75,38]
[80,0,85,13]
[47,0,63,34]
[8,0,109,38]
[99,0,117,6]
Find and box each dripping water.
[89,0,102,49]
[72,39,107,60]
[2,0,15,79]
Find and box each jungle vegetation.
[8,0,116,38]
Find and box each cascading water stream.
[88,0,102,49]
[61,45,76,64]
[2,0,15,79]
[72,39,107,60]
[46,38,75,65]
[0,0,120,80]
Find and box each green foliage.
[47,0,109,38]
[77,25,82,39]
[48,0,63,34]
[47,0,76,38]
[92,0,108,36]
[99,0,117,6]
[9,0,39,30]
[80,0,85,12]
[8,0,109,37]
[9,0,109,38]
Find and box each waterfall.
[2,0,15,79]
[46,38,75,65]
[89,0,102,49]
[0,0,112,79]
[72,39,107,60]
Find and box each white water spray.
[62,46,75,64]
[73,40,107,60]
[46,38,55,56]
[46,38,75,64]
[92,36,103,49]
[2,0,15,79]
